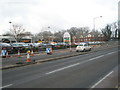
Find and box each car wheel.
[76,50,79,52]
[83,49,86,52]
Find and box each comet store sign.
[20,39,31,43]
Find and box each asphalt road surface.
[2,47,119,88]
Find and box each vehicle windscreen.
[78,44,83,46]
[12,44,22,47]
[0,43,11,47]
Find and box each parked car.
[10,43,25,53]
[0,43,13,54]
[76,43,91,52]
[22,43,31,48]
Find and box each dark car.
[0,43,13,54]
[10,43,25,53]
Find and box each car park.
[76,43,91,52]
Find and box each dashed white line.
[91,71,113,88]
[89,55,104,61]
[46,51,117,75]
[46,63,80,75]
[106,51,116,55]
[0,84,13,89]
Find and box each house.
[72,33,107,43]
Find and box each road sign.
[1,50,6,56]
[63,32,71,43]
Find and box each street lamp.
[93,16,102,31]
[9,21,12,31]
[48,26,50,43]
[9,21,12,43]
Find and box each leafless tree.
[54,31,64,42]
[67,27,90,42]
[90,30,101,41]
[9,24,26,42]
[37,31,53,43]
[112,21,119,39]
[101,24,112,41]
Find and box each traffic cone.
[6,51,9,58]
[18,50,21,57]
[26,53,31,62]
[50,48,52,54]
[31,50,34,56]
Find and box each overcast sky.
[0,0,119,35]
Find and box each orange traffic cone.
[31,50,34,56]
[6,51,9,58]
[18,50,21,57]
[26,53,31,62]
[50,48,52,54]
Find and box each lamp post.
[93,16,102,31]
[48,26,50,43]
[9,21,12,32]
[9,21,12,43]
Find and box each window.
[88,34,91,37]
[84,44,88,46]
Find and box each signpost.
[63,32,72,51]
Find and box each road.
[2,44,116,67]
[2,46,119,88]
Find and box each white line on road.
[46,51,117,75]
[89,55,104,61]
[91,71,113,88]
[106,51,116,55]
[0,84,13,89]
[45,63,80,75]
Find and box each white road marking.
[46,51,117,75]
[46,63,80,75]
[106,51,116,55]
[89,55,104,61]
[91,71,113,88]
[0,84,13,89]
